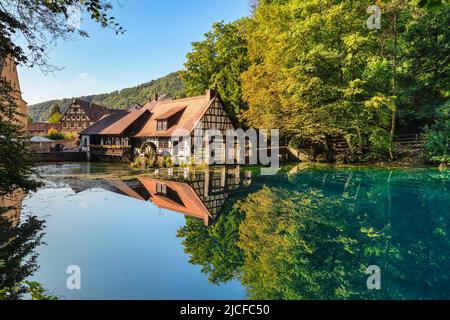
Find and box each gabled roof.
[107,179,147,201]
[70,99,120,122]
[80,111,130,135]
[154,106,186,120]
[134,92,215,137]
[80,100,157,135]
[128,103,143,112]
[80,90,229,138]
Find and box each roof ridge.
[157,94,206,104]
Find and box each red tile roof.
[27,122,62,133]
[80,91,227,139]
[107,179,147,201]
[79,111,130,135]
[154,106,186,120]
[138,177,211,225]
[71,99,121,122]
[80,101,156,136]
[134,93,214,137]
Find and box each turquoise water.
[2,163,450,299]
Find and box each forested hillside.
[29,72,185,121]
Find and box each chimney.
[153,93,159,101]
[205,89,216,100]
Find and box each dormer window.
[156,183,167,195]
[155,184,183,205]
[157,120,167,131]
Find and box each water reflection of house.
[65,167,250,226]
[137,167,246,225]
[139,178,212,225]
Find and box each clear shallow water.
[2,163,450,300]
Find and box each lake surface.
[1,163,450,300]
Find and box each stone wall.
[0,56,28,127]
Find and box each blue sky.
[19,0,250,105]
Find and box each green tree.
[236,169,450,299]
[242,0,395,161]
[47,103,63,124]
[0,214,46,300]
[416,0,449,11]
[236,186,371,299]
[180,19,250,124]
[423,102,450,166]
[177,167,450,299]
[1,0,124,71]
[241,0,448,162]
[0,80,42,196]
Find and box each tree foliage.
[47,103,62,124]
[180,20,250,124]
[181,0,449,163]
[0,80,42,196]
[177,202,244,284]
[0,0,124,72]
[0,214,46,300]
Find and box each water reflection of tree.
[177,201,244,285]
[0,214,45,300]
[237,186,386,300]
[178,169,450,300]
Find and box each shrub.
[64,131,78,140]
[288,136,311,150]
[162,156,173,168]
[130,156,153,169]
[423,119,450,165]
[46,128,65,140]
[46,129,78,141]
[366,129,391,161]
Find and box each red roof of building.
[79,111,130,135]
[27,122,62,133]
[134,92,215,137]
[69,99,121,122]
[138,177,211,226]
[79,90,233,139]
[154,105,187,120]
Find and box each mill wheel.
[140,142,157,161]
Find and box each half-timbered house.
[61,99,120,133]
[80,89,236,163]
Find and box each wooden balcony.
[89,145,131,157]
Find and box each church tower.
[0,56,28,127]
